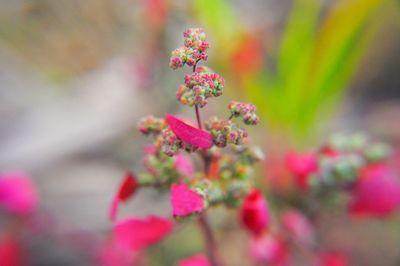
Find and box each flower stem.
[197,212,222,266]
[195,104,203,129]
[192,82,222,266]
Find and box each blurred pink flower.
[250,234,288,266]
[285,151,318,190]
[176,254,210,266]
[113,216,172,250]
[109,172,139,222]
[0,235,23,266]
[281,209,314,245]
[315,251,348,266]
[240,189,270,236]
[175,154,195,177]
[97,241,139,266]
[0,172,38,215]
[166,114,213,149]
[171,183,204,217]
[349,164,400,217]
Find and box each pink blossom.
[0,235,23,266]
[109,172,139,222]
[285,151,318,189]
[281,209,314,245]
[175,154,195,177]
[97,241,139,266]
[315,251,348,266]
[171,183,204,217]
[349,164,400,217]
[176,254,210,266]
[250,234,288,266]
[165,114,213,149]
[240,189,270,236]
[113,216,172,250]
[0,172,38,215]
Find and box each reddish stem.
[192,61,222,266]
[195,105,203,129]
[197,212,222,266]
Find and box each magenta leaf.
[165,114,213,149]
[177,254,210,266]
[171,183,204,217]
[113,216,173,250]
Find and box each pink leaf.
[171,183,204,217]
[113,216,172,250]
[109,196,119,222]
[175,153,195,177]
[177,254,210,266]
[165,114,213,149]
[250,234,288,265]
[281,209,314,245]
[0,172,39,215]
[349,164,400,217]
[285,151,318,189]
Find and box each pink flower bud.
[240,189,270,236]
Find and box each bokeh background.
[0,0,400,265]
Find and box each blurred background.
[0,0,400,265]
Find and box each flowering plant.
[106,28,400,266]
[108,28,264,266]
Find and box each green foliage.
[193,0,386,143]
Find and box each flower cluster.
[176,67,224,107]
[169,28,209,69]
[137,115,166,135]
[228,101,260,125]
[109,28,263,266]
[205,117,248,147]
[282,133,400,218]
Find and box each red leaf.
[165,114,213,149]
[118,172,138,201]
[109,172,139,222]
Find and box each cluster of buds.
[311,133,392,188]
[109,28,263,266]
[228,101,260,125]
[137,115,166,135]
[176,66,224,108]
[158,127,197,157]
[283,132,400,218]
[205,117,248,147]
[169,28,209,69]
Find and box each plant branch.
[197,212,222,266]
[191,64,222,265]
